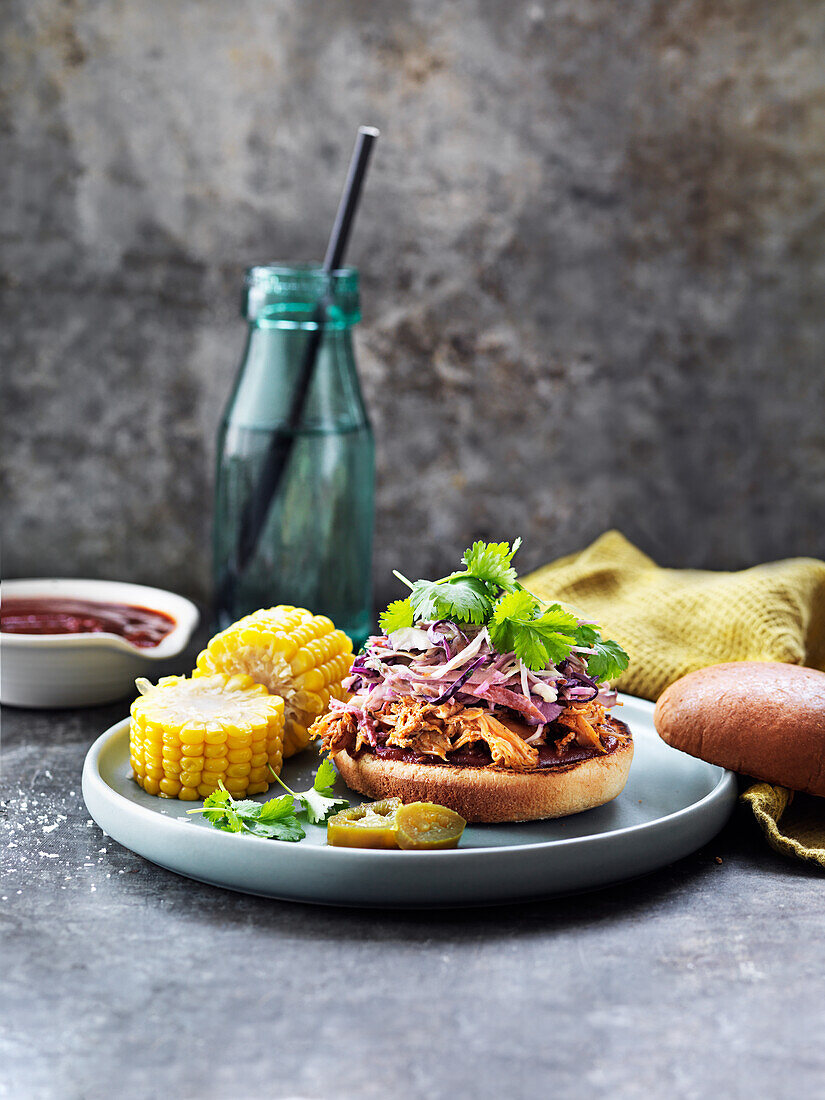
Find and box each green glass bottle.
[213,264,374,648]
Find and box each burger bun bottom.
[331,731,634,823]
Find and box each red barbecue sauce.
[0,597,176,648]
[370,735,622,770]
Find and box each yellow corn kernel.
[194,605,353,757]
[179,726,204,740]
[224,776,250,794]
[129,672,284,801]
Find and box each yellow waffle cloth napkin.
[524,530,825,868]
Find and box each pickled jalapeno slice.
[395,802,466,850]
[326,798,403,848]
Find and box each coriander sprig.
[268,758,349,825]
[488,590,579,669]
[378,539,629,681]
[187,758,348,840]
[187,785,306,841]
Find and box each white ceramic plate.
[82,695,736,907]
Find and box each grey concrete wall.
[3,0,824,611]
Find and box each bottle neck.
[226,321,368,432]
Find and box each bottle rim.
[243,263,360,325]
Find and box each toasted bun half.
[331,724,634,823]
[654,661,825,796]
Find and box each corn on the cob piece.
[195,606,353,757]
[130,672,284,801]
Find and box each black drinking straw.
[219,125,379,613]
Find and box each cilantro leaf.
[297,757,349,824]
[442,577,496,623]
[410,576,493,625]
[489,592,579,671]
[379,598,414,635]
[257,794,299,823]
[511,627,552,670]
[574,623,629,682]
[574,623,599,647]
[488,589,537,654]
[200,785,233,824]
[198,785,252,831]
[188,782,306,841]
[223,808,245,832]
[299,788,349,825]
[249,792,307,840]
[461,539,522,590]
[267,758,349,825]
[245,815,306,842]
[530,604,581,665]
[408,578,447,620]
[586,637,629,683]
[230,799,267,817]
[314,758,338,791]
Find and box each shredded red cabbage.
[336,621,620,736]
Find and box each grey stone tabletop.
[2,674,822,1100]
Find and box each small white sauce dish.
[1,578,200,708]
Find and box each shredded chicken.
[556,701,628,754]
[311,696,623,771]
[557,706,606,753]
[450,709,539,769]
[382,699,454,759]
[553,730,577,753]
[311,709,357,755]
[387,724,453,759]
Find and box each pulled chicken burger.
[312,540,632,823]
